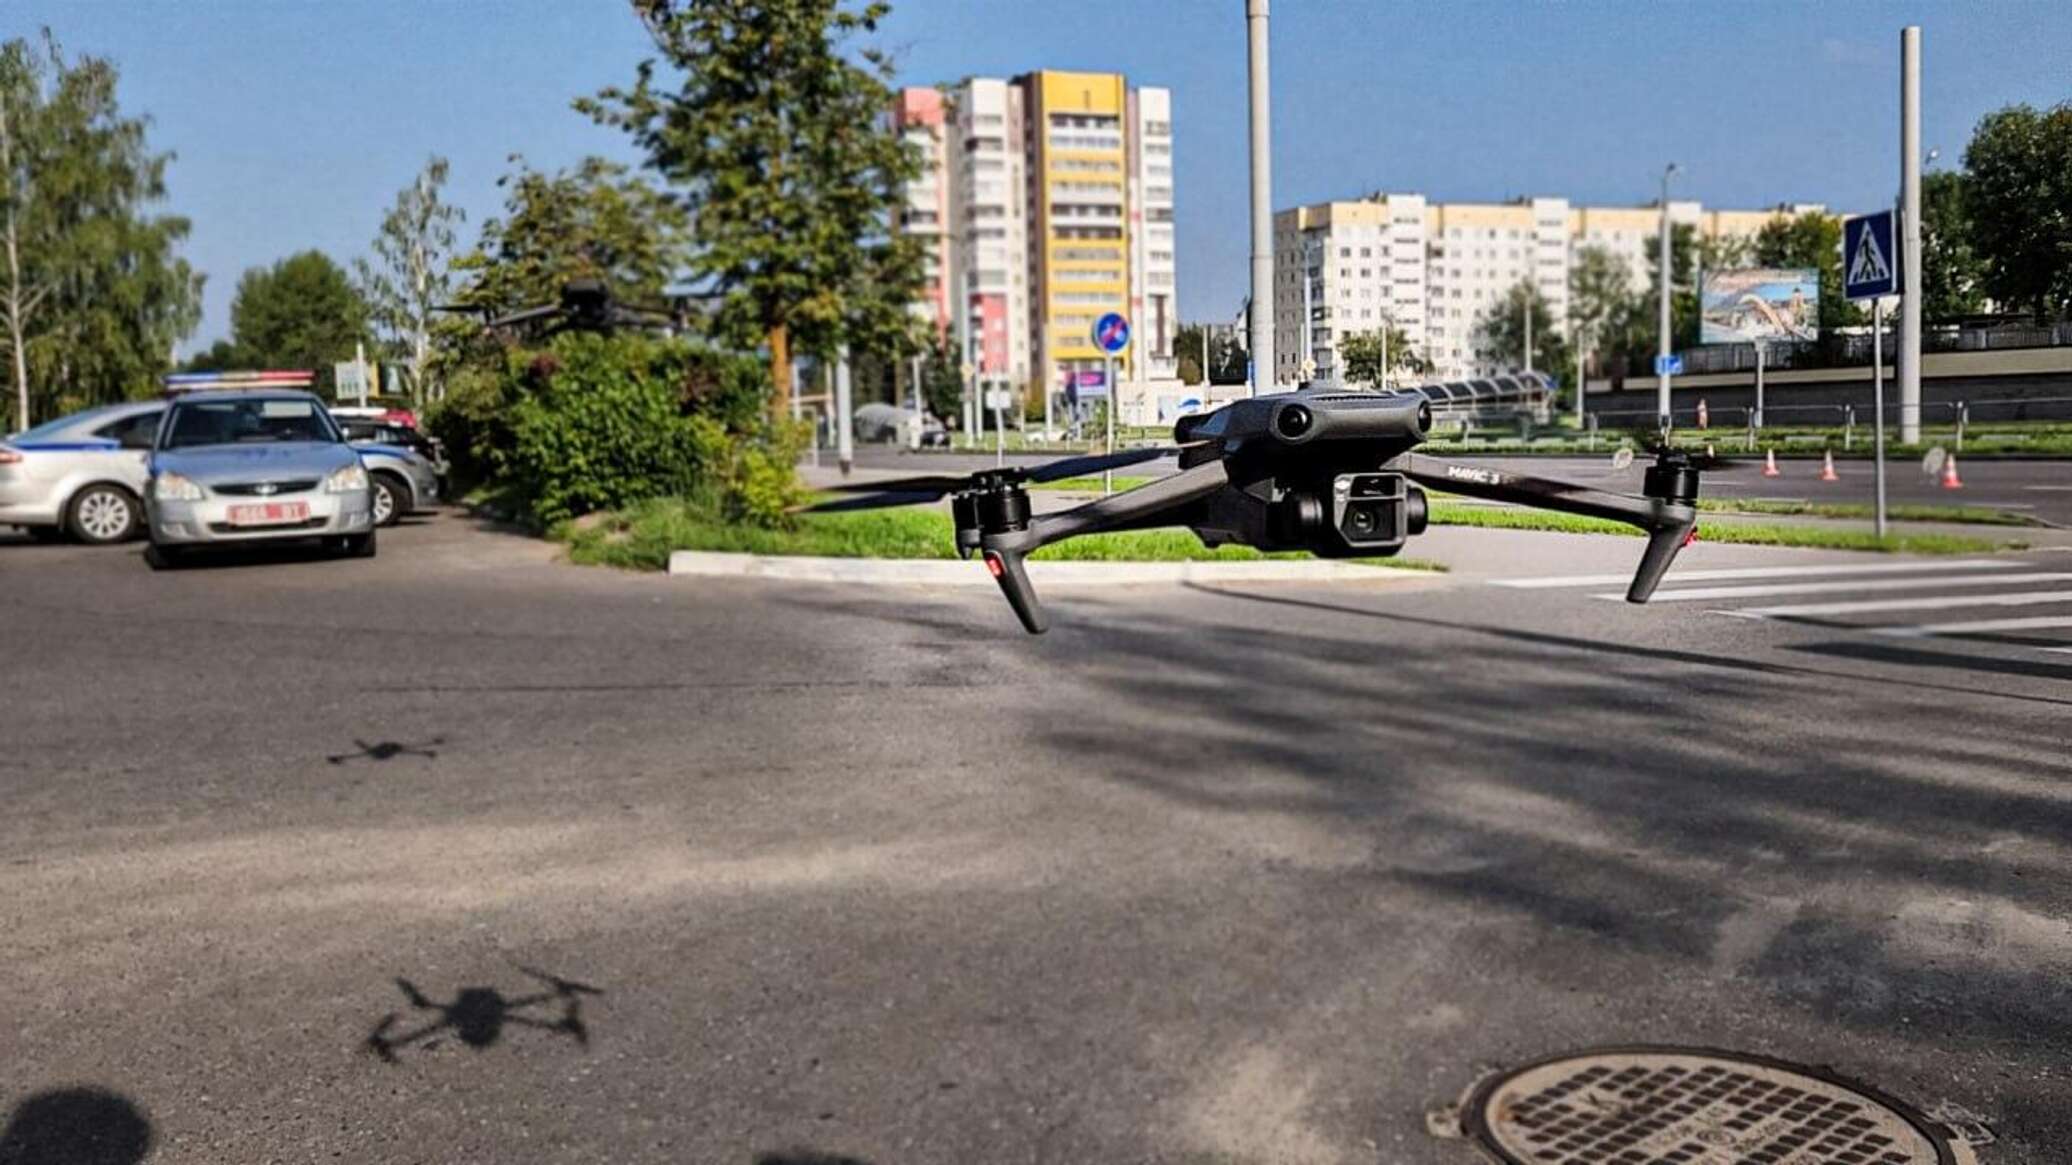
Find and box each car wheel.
[369,473,406,527]
[339,530,377,559]
[143,542,185,571]
[68,484,140,544]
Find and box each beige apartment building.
[1273,195,1825,384]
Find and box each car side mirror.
[119,430,155,450]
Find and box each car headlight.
[153,471,206,501]
[325,463,369,493]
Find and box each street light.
[1656,162,1681,430]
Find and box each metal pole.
[1656,164,1678,429]
[1873,297,1888,538]
[1522,292,1533,375]
[1245,0,1274,397]
[1574,328,1586,429]
[1300,240,1312,373]
[1753,342,1765,429]
[354,340,369,408]
[910,355,923,450]
[835,344,855,477]
[1379,316,1389,392]
[1899,26,1923,445]
[1201,325,1211,391]
[1103,354,1116,494]
[992,380,1005,467]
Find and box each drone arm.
[1396,453,1697,603]
[979,459,1232,634]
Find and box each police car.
[0,402,163,543]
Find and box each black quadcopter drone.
[811,388,1702,634]
[438,278,682,336]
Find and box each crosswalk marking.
[1875,615,2072,639]
[1721,589,2072,619]
[1490,559,2019,589]
[1591,571,2072,603]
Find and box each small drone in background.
[438,278,683,337]
[810,388,1703,634]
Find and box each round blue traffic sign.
[1091,312,1130,354]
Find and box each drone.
[809,388,1702,634]
[365,964,602,1063]
[437,278,683,336]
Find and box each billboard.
[1700,268,1819,344]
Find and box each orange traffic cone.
[1762,449,1781,477]
[1819,450,1840,482]
[1941,451,1964,489]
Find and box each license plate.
[225,501,310,526]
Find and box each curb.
[666,551,1430,587]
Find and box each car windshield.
[161,398,339,449]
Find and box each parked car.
[353,441,441,526]
[0,401,164,543]
[142,390,376,568]
[338,418,447,477]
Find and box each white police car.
[0,402,163,543]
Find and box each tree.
[1920,170,1987,321]
[448,155,689,317]
[0,32,200,430]
[1567,244,1632,378]
[1962,102,2072,321]
[355,156,464,407]
[1475,280,1570,381]
[1337,322,1427,387]
[579,0,929,416]
[225,251,370,390]
[919,333,963,425]
[1753,211,1862,333]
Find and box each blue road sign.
[1844,210,1899,301]
[1091,312,1131,354]
[1654,353,1684,376]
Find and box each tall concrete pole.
[1656,163,1679,429]
[834,343,855,477]
[955,265,974,447]
[1246,0,1274,396]
[1899,26,1923,444]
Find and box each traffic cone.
[1819,450,1840,482]
[1941,451,1964,490]
[1762,449,1781,477]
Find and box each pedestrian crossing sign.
[1844,210,1899,300]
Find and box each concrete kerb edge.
[666,550,1432,587]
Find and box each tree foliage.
[1566,244,1630,373]
[0,32,200,429]
[355,155,464,407]
[1337,323,1427,387]
[218,250,370,392]
[1920,170,1987,321]
[447,155,688,318]
[1962,102,2072,321]
[1476,280,1571,384]
[579,0,928,414]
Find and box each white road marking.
[1593,572,2072,603]
[1874,615,2072,639]
[2023,485,2072,492]
[1725,590,2072,619]
[1491,559,2021,589]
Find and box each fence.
[1586,393,2072,451]
[1621,321,2072,378]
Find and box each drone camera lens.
[1346,505,1380,536]
[1274,404,1313,440]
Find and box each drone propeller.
[798,446,1182,514]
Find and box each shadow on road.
[366,964,604,1063]
[327,736,444,765]
[755,1153,874,1165]
[0,1087,153,1165]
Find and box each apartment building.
[890,89,951,338]
[1273,195,1825,384]
[895,71,1173,399]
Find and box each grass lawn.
[1692,497,2037,526]
[559,497,1448,572]
[1426,501,2016,554]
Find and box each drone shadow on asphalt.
[327,736,445,765]
[825,580,2072,1153]
[364,963,604,1063]
[0,1086,153,1165]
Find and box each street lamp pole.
[1245,0,1273,397]
[1898,25,1923,445]
[1656,163,1680,431]
[1523,292,1533,375]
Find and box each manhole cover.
[1462,1046,1964,1165]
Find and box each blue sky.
[20,1,2070,350]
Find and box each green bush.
[437,331,800,528]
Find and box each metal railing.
[1587,393,2072,451]
[1619,321,2072,378]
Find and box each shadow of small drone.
[327,736,445,765]
[365,963,603,1063]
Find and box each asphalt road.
[846,444,2072,527]
[5,513,2070,1163]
